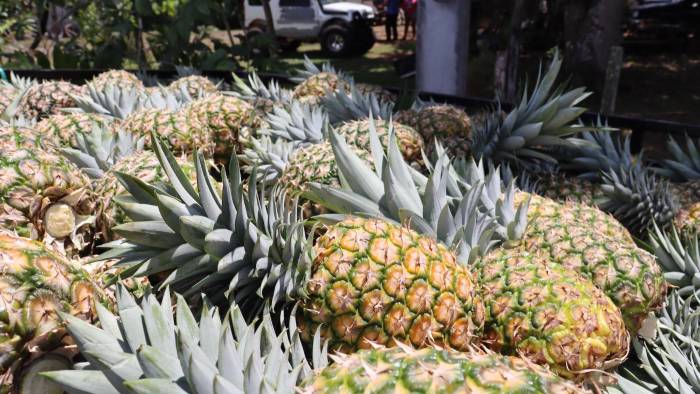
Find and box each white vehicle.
[244,0,377,56]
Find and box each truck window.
[249,0,262,5]
[280,0,311,6]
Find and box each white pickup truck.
[244,0,377,56]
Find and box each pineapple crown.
[612,291,700,394]
[650,222,700,297]
[43,284,328,394]
[61,124,146,179]
[470,50,597,166]
[96,136,312,314]
[320,82,395,124]
[263,100,330,144]
[231,72,293,103]
[0,71,36,92]
[564,119,632,181]
[599,161,678,235]
[73,84,187,119]
[655,134,700,182]
[303,119,521,264]
[239,136,299,185]
[290,55,349,83]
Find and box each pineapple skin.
[89,70,144,91]
[92,150,196,242]
[670,180,700,233]
[518,193,666,332]
[394,105,473,158]
[168,75,218,98]
[0,233,104,389]
[0,125,59,151]
[35,112,114,148]
[299,217,485,353]
[535,174,604,207]
[302,346,586,394]
[293,72,350,101]
[476,247,629,378]
[18,81,83,120]
[121,107,210,156]
[335,119,425,164]
[0,143,95,254]
[0,86,17,114]
[186,94,266,158]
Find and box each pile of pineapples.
[0,54,698,394]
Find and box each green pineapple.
[0,233,104,393]
[35,112,114,148]
[18,81,83,120]
[88,70,144,91]
[303,346,586,394]
[0,141,96,255]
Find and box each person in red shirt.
[402,0,417,40]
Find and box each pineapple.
[395,103,473,158]
[649,223,700,297]
[298,216,485,353]
[0,124,59,151]
[304,127,666,333]
[293,72,350,103]
[18,81,83,119]
[304,346,586,394]
[335,118,424,164]
[476,247,629,378]
[0,233,104,393]
[532,173,603,206]
[43,285,326,394]
[168,75,218,98]
[354,82,397,103]
[0,86,17,115]
[35,112,114,148]
[88,70,144,91]
[0,142,96,255]
[231,71,293,116]
[186,94,267,158]
[120,107,211,156]
[98,143,486,354]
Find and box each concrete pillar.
[416,0,471,97]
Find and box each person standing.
[385,0,402,42]
[402,0,417,40]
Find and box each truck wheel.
[321,25,351,57]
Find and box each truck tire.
[321,24,352,57]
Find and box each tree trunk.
[261,0,279,58]
[494,0,526,102]
[562,0,625,93]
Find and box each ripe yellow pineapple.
[168,75,218,97]
[299,217,485,353]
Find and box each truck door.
[276,0,318,38]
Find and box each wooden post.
[416,0,471,96]
[261,0,279,58]
[601,45,623,115]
